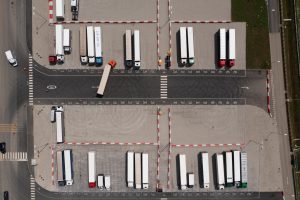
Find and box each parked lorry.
[48,27,56,65]
[55,25,64,63]
[216,153,225,190]
[56,0,65,20]
[127,151,134,188]
[201,152,210,189]
[96,60,116,97]
[225,151,234,187]
[135,153,142,189]
[63,149,73,185]
[228,29,236,67]
[188,173,194,188]
[233,150,241,187]
[179,154,187,190]
[125,30,133,67]
[179,27,187,65]
[219,28,226,67]
[63,29,71,54]
[142,153,149,189]
[56,151,65,186]
[105,175,111,190]
[133,30,141,68]
[240,152,248,188]
[187,27,195,65]
[87,26,95,65]
[5,50,17,67]
[88,151,96,188]
[94,27,103,65]
[55,108,64,144]
[97,174,104,190]
[80,26,88,64]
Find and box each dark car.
[3,191,8,200]
[0,143,6,154]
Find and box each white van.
[97,174,104,190]
[5,50,17,67]
[104,175,111,190]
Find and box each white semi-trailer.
[240,152,248,188]
[94,27,103,65]
[80,26,88,64]
[187,27,195,65]
[233,150,241,187]
[88,151,96,188]
[179,154,187,190]
[201,152,210,189]
[219,28,226,67]
[180,27,187,65]
[56,109,64,144]
[55,25,64,63]
[125,30,133,67]
[63,149,73,185]
[133,30,141,68]
[228,29,236,67]
[56,0,65,20]
[225,151,234,187]
[96,60,116,97]
[87,26,95,65]
[135,153,142,189]
[127,151,134,188]
[56,151,65,186]
[63,29,71,54]
[216,153,225,190]
[142,153,149,189]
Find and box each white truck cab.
[5,50,17,67]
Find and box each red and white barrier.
[167,108,172,189]
[49,0,54,23]
[51,145,54,185]
[53,20,157,25]
[171,20,231,24]
[171,143,244,148]
[64,141,158,146]
[156,107,161,190]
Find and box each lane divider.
[171,20,231,23]
[156,106,161,190]
[266,70,272,117]
[51,145,54,185]
[29,54,33,106]
[167,108,172,189]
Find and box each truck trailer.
[187,27,195,65]
[56,151,65,186]
[225,151,234,187]
[135,153,142,189]
[63,29,71,54]
[233,150,241,187]
[133,30,141,68]
[63,150,73,185]
[127,151,134,188]
[88,151,96,188]
[228,29,236,67]
[48,27,56,64]
[179,154,187,190]
[125,30,133,67]
[96,60,116,97]
[55,25,64,63]
[240,152,248,188]
[80,26,88,64]
[180,27,187,65]
[219,28,226,67]
[142,153,149,189]
[94,27,103,65]
[87,26,95,65]
[56,110,64,144]
[216,153,225,190]
[56,0,65,20]
[201,152,210,189]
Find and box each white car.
[5,50,17,67]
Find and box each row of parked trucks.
[179,151,247,190]
[179,27,195,66]
[125,30,141,68]
[57,149,74,186]
[127,151,149,189]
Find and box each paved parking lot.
[170,23,246,69]
[170,0,231,21]
[55,0,157,22]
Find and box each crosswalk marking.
[160,75,168,99]
[0,152,28,161]
[29,54,34,106]
[30,176,35,200]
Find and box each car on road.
[4,50,17,67]
[0,143,6,154]
[3,191,8,200]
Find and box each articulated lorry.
[133,30,141,68]
[216,153,225,190]
[179,154,187,190]
[233,150,241,187]
[228,29,236,67]
[201,152,210,189]
[94,27,103,65]
[180,27,187,65]
[80,26,88,64]
[135,153,142,189]
[125,30,133,67]
[142,153,149,189]
[219,28,226,67]
[55,25,64,63]
[87,26,95,65]
[187,27,195,65]
[88,151,96,188]
[56,0,65,20]
[225,151,234,187]
[240,152,248,188]
[96,60,116,97]
[127,151,134,188]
